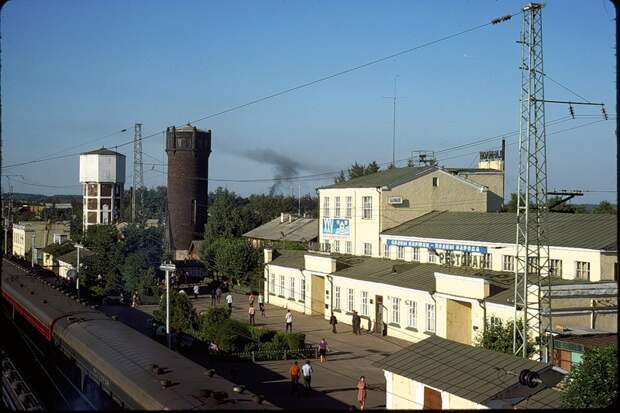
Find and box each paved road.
[103,292,410,410]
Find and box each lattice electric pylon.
[132,123,144,223]
[513,3,553,363]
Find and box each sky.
[1,0,616,203]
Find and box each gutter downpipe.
[376,187,382,256]
[430,291,437,333]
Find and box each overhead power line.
[2,9,520,171]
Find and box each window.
[335,286,341,310]
[397,246,405,260]
[270,273,276,294]
[345,196,352,218]
[391,297,401,324]
[413,247,420,262]
[346,241,352,254]
[300,278,306,302]
[334,240,340,253]
[279,275,285,296]
[426,303,435,332]
[347,288,354,312]
[87,198,97,210]
[527,257,539,273]
[100,183,112,196]
[362,196,372,219]
[384,244,390,258]
[482,253,492,269]
[576,261,590,281]
[550,259,562,277]
[289,277,295,299]
[364,243,372,256]
[361,291,369,316]
[87,183,98,196]
[428,250,436,263]
[489,316,501,328]
[323,197,330,217]
[406,300,417,329]
[334,196,341,217]
[502,255,514,272]
[432,177,439,187]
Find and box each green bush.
[271,332,289,350]
[250,327,276,343]
[214,319,253,353]
[198,307,231,342]
[286,333,306,350]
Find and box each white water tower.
[79,148,126,231]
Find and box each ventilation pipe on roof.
[280,212,285,223]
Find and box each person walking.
[289,361,300,395]
[352,311,359,335]
[193,284,199,299]
[319,338,329,363]
[226,293,233,313]
[216,286,222,304]
[248,305,256,326]
[329,312,338,333]
[356,376,367,410]
[301,360,313,393]
[258,294,265,316]
[211,286,217,306]
[285,309,293,333]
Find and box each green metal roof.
[373,335,549,405]
[382,211,617,250]
[268,250,307,270]
[320,166,432,189]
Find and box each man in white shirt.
[301,360,313,392]
[285,309,293,333]
[226,293,233,312]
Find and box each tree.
[474,318,536,358]
[334,170,347,184]
[592,200,616,215]
[198,307,231,342]
[365,161,380,174]
[213,238,260,285]
[348,162,366,180]
[153,290,198,334]
[204,188,252,242]
[81,225,125,297]
[560,346,617,408]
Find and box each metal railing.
[232,345,319,362]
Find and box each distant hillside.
[5,193,82,204]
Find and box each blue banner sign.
[385,238,487,254]
[322,218,350,236]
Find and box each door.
[446,299,472,345]
[375,295,384,335]
[311,275,325,317]
[423,386,442,409]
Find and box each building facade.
[12,221,71,260]
[79,148,126,231]
[318,166,504,258]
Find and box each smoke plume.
[238,149,308,195]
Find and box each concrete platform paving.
[102,292,412,410]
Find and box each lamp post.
[160,262,176,349]
[75,243,84,300]
[31,233,36,268]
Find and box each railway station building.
[318,164,504,258]
[12,221,71,260]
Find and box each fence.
[232,345,319,362]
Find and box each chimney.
[264,248,274,264]
[280,213,285,223]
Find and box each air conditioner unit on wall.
[388,196,403,205]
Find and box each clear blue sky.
[1,0,616,203]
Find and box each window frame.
[502,255,514,272]
[334,240,340,253]
[391,297,401,325]
[361,291,368,316]
[362,196,372,220]
[576,261,590,281]
[426,303,435,332]
[406,300,417,329]
[397,246,405,260]
[335,286,341,310]
[345,196,352,218]
[550,259,563,277]
[300,278,306,302]
[346,241,352,254]
[289,277,295,299]
[323,196,330,218]
[334,196,341,217]
[279,275,285,296]
[347,288,354,312]
[364,243,372,256]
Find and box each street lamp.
[31,233,36,268]
[160,262,176,349]
[75,243,84,300]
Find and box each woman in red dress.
[356,376,367,410]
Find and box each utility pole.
[132,123,144,223]
[298,183,301,216]
[513,3,552,363]
[160,262,176,349]
[384,75,399,168]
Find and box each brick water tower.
[165,125,211,259]
[79,148,126,231]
